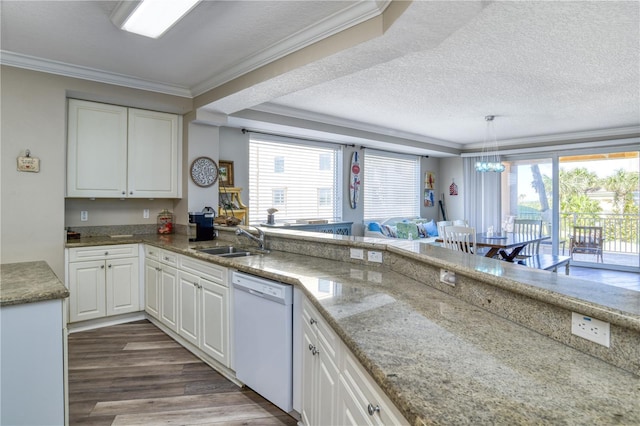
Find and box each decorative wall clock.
[190,156,219,187]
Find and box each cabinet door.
[200,278,229,366]
[300,316,317,426]
[160,265,178,332]
[315,334,340,426]
[144,258,161,319]
[67,99,128,198]
[68,260,106,322]
[177,271,199,346]
[338,377,374,426]
[127,108,180,198]
[105,257,139,316]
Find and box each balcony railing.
[517,212,639,268]
[560,212,639,255]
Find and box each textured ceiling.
[1,1,639,155]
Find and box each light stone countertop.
[0,261,69,306]
[65,232,640,425]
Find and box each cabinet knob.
[129,191,133,195]
[367,403,380,416]
[155,267,161,272]
[108,264,112,268]
[308,344,314,351]
[309,318,317,325]
[104,251,109,256]
[312,347,320,356]
[100,265,105,269]
[122,191,126,195]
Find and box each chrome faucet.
[235,226,266,251]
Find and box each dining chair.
[442,225,476,254]
[513,219,543,257]
[437,221,452,239]
[570,226,604,263]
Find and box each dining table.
[475,232,550,261]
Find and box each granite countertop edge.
[0,261,69,307]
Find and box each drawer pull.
[309,318,317,325]
[367,403,380,416]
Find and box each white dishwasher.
[232,271,293,413]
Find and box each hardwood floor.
[68,320,297,425]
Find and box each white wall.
[187,123,220,213]
[438,157,464,222]
[0,66,192,278]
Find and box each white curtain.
[463,157,502,233]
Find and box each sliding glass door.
[501,149,639,271]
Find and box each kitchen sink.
[197,246,252,257]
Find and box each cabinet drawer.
[144,245,161,261]
[341,349,408,426]
[179,256,227,285]
[69,244,138,262]
[159,250,178,267]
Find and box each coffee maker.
[189,208,216,241]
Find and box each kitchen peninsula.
[1,261,69,425]
[64,227,640,425]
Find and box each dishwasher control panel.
[231,271,292,305]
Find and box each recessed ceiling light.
[111,0,201,39]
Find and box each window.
[318,188,332,207]
[249,135,342,223]
[272,189,285,206]
[363,150,420,219]
[274,156,285,173]
[319,154,331,171]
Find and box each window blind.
[363,150,420,220]
[249,136,342,223]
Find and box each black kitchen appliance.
[189,209,216,241]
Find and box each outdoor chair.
[442,225,476,254]
[513,219,543,258]
[570,226,604,263]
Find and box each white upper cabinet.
[127,108,180,198]
[67,99,181,198]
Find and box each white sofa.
[363,217,439,243]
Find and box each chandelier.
[475,115,505,173]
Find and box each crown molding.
[464,125,640,151]
[252,102,461,150]
[190,0,391,96]
[0,50,193,98]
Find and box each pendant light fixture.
[475,115,505,173]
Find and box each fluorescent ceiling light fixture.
[112,0,201,39]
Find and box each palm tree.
[602,169,639,214]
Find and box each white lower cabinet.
[178,256,230,367]
[68,245,139,323]
[143,247,230,369]
[299,295,408,426]
[159,264,179,332]
[301,297,340,426]
[339,348,408,426]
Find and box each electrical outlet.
[143,209,150,219]
[350,248,364,260]
[80,211,88,221]
[367,251,383,263]
[440,269,456,286]
[571,312,610,347]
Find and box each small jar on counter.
[157,209,174,234]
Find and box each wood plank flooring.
[68,320,297,426]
